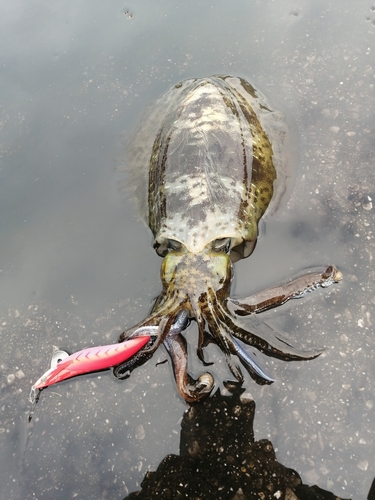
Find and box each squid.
[113,76,342,402]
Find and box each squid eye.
[167,239,182,252]
[212,238,231,253]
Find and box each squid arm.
[228,266,343,316]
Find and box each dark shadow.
[368,477,375,500]
[123,383,350,500]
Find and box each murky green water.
[1,1,375,498]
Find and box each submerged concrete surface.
[0,1,375,498]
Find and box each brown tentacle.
[204,297,244,383]
[118,312,163,343]
[212,306,275,384]
[228,265,342,316]
[164,331,214,403]
[196,315,214,367]
[216,300,321,361]
[114,315,176,379]
[118,293,178,343]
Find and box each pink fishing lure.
[33,336,150,390]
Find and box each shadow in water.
[124,383,350,500]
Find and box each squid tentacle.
[220,304,322,361]
[211,299,274,383]
[114,313,178,379]
[118,314,162,343]
[118,295,178,343]
[164,312,214,402]
[204,298,244,383]
[228,265,342,316]
[196,314,214,367]
[231,337,275,385]
[113,262,340,397]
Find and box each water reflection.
[124,384,349,500]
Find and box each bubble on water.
[121,8,133,19]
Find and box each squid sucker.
[115,75,342,402]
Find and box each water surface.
[1,1,375,498]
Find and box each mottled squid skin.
[116,76,342,402]
[148,76,276,261]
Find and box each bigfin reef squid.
[115,75,342,402]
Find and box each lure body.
[33,336,151,390]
